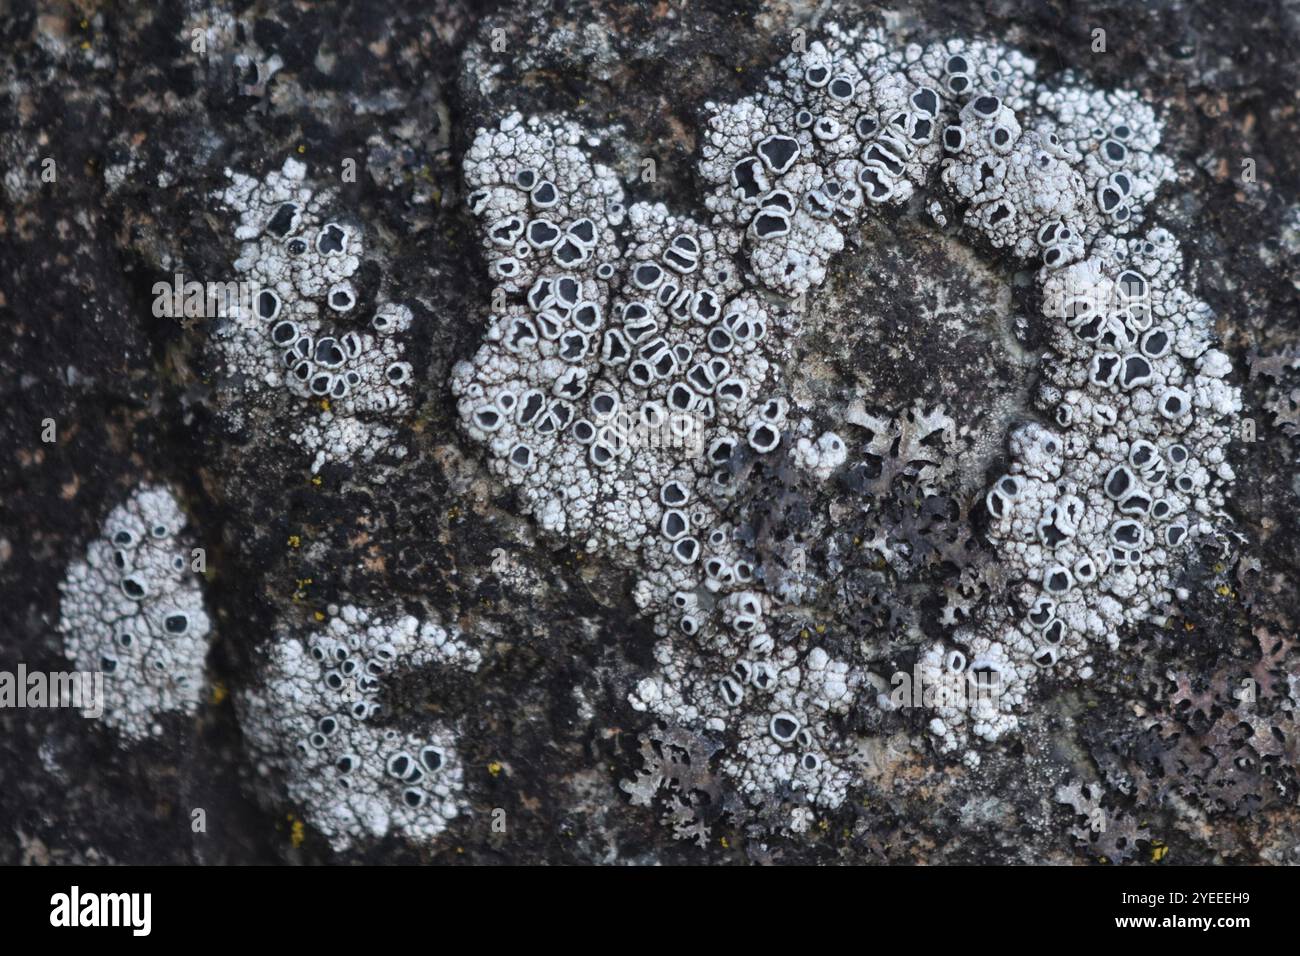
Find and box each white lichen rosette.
[239,606,481,851]
[58,484,211,741]
[214,158,416,472]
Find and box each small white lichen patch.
[213,159,415,471]
[239,605,480,851]
[58,484,211,741]
[792,431,849,480]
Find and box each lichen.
[58,484,212,741]
[453,21,1242,830]
[212,158,416,473]
[238,604,480,851]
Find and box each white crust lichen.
[452,22,1241,811]
[58,484,211,741]
[213,158,415,472]
[239,605,481,851]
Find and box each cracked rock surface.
[3,0,1300,864]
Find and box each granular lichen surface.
[2,0,1300,865]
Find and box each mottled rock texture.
[2,0,1299,864]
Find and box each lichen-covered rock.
[451,17,1243,815]
[4,0,1300,867]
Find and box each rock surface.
[2,0,1299,864]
